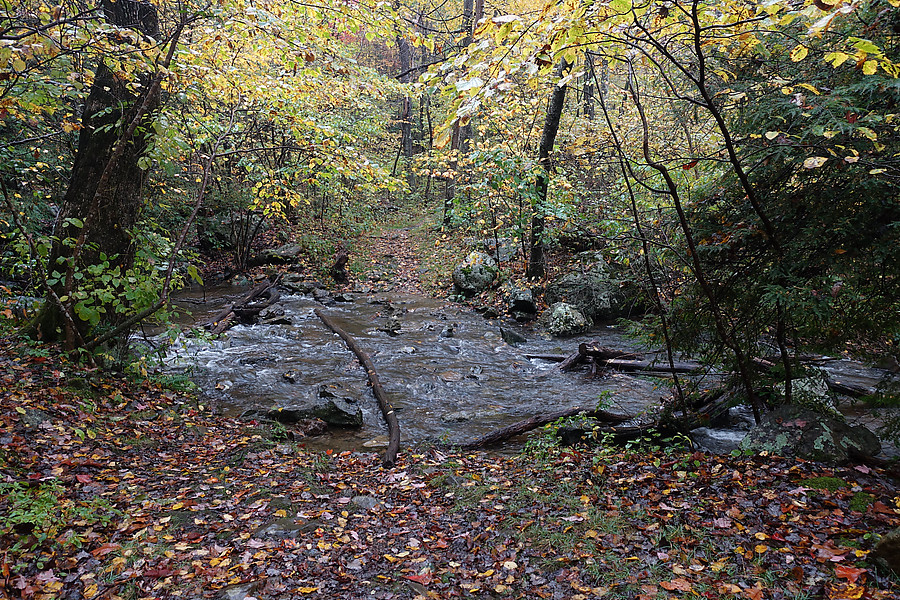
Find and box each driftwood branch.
[315,309,401,467]
[207,279,277,334]
[460,407,630,449]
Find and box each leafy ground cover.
[1,333,899,600]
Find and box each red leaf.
[91,543,121,558]
[835,565,866,584]
[76,474,92,484]
[142,568,174,579]
[681,160,699,170]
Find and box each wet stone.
[254,517,301,539]
[20,408,52,429]
[500,326,527,347]
[351,495,379,510]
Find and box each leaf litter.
[0,335,898,599]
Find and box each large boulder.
[873,527,900,574]
[740,404,881,465]
[544,252,627,322]
[252,243,304,266]
[507,287,537,321]
[542,302,590,337]
[452,252,498,295]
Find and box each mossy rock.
[741,404,881,465]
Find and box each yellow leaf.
[83,584,99,599]
[790,45,808,62]
[297,587,319,593]
[765,131,780,140]
[274,509,287,517]
[803,156,828,169]
[862,60,878,75]
[755,544,769,554]
[825,52,851,67]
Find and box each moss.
[801,476,849,492]
[850,492,876,512]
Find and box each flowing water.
[162,285,669,451]
[160,284,899,454]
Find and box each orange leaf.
[660,578,692,592]
[744,582,764,600]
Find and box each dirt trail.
[355,225,428,295]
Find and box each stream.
[160,284,670,451]
[159,283,899,454]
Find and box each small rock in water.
[439,371,463,382]
[216,379,233,390]
[363,435,390,448]
[442,410,475,423]
[378,315,402,336]
[482,307,500,319]
[500,326,527,346]
[440,324,456,338]
[281,370,300,383]
[399,346,417,354]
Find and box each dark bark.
[330,250,349,284]
[527,59,569,279]
[460,408,629,449]
[558,343,641,372]
[397,36,413,158]
[443,124,461,227]
[207,279,276,334]
[35,0,161,342]
[582,52,594,120]
[315,309,401,467]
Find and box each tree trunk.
[35,0,160,341]
[527,59,569,279]
[582,52,595,120]
[397,36,413,159]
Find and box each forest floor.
[2,217,900,600]
[1,334,899,600]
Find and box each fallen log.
[232,287,280,322]
[207,279,276,334]
[558,342,641,373]
[459,407,630,449]
[604,358,703,374]
[315,309,401,467]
